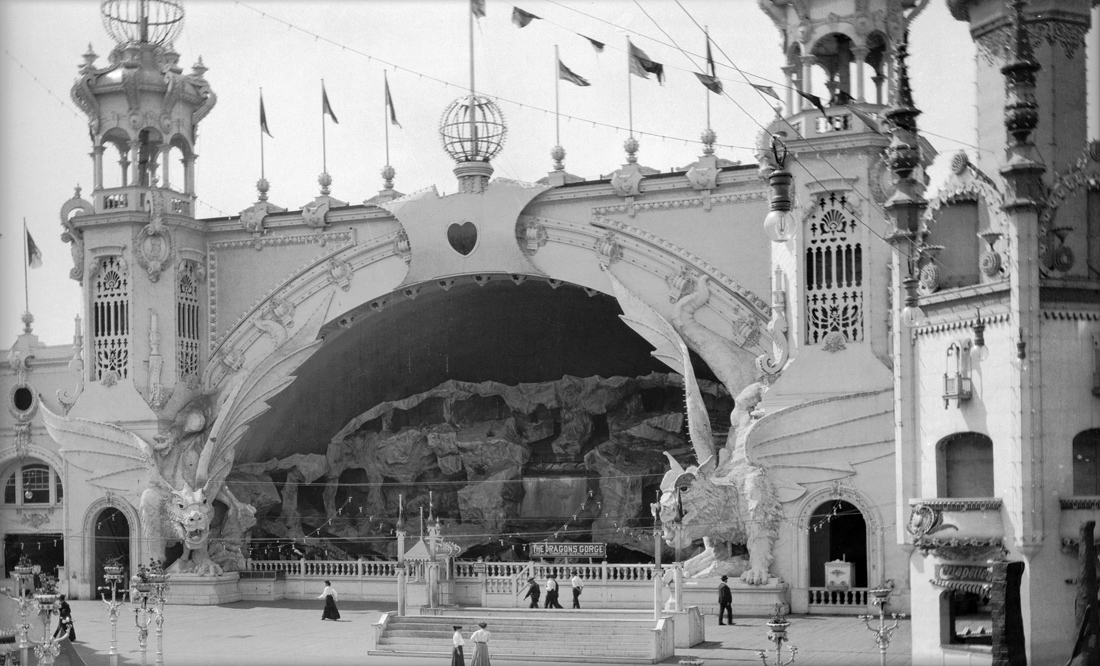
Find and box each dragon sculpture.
[41,298,328,576]
[604,268,782,584]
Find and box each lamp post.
[132,564,170,666]
[649,497,663,621]
[101,564,128,666]
[6,562,36,665]
[858,584,906,666]
[31,590,61,666]
[757,604,797,666]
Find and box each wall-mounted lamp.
[970,309,989,362]
[764,135,796,243]
[943,341,973,408]
[1016,327,1027,360]
[900,274,925,328]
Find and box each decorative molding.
[327,257,353,291]
[973,13,1092,64]
[665,266,698,304]
[591,189,766,218]
[59,187,92,285]
[17,511,52,529]
[56,321,84,414]
[393,228,411,265]
[1040,311,1100,322]
[516,216,548,256]
[912,498,1003,512]
[913,537,1006,561]
[133,191,173,282]
[1059,497,1100,510]
[145,309,171,411]
[756,272,789,375]
[915,311,1011,336]
[929,578,992,595]
[594,231,623,268]
[821,331,847,352]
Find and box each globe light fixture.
[970,310,990,362]
[764,135,796,243]
[901,277,925,328]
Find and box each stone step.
[380,635,649,648]
[367,648,658,664]
[379,638,651,652]
[386,620,652,632]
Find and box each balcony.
[906,498,1004,560]
[93,186,194,217]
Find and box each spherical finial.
[318,172,332,196]
[256,177,270,202]
[440,95,507,164]
[624,136,639,164]
[101,0,185,47]
[700,128,717,156]
[550,145,565,172]
[381,164,396,189]
[21,311,34,335]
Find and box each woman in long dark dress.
[318,580,340,621]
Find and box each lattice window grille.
[93,256,130,380]
[805,193,864,344]
[176,261,201,380]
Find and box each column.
[782,65,797,115]
[800,54,817,100]
[129,140,142,187]
[837,46,852,100]
[872,75,884,105]
[183,155,196,195]
[159,146,171,190]
[886,55,894,105]
[91,146,105,190]
[852,46,869,103]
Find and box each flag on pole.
[385,75,402,129]
[512,6,539,27]
[471,0,486,18]
[26,230,42,269]
[751,83,781,101]
[797,90,828,117]
[628,40,664,84]
[845,104,885,134]
[693,34,722,94]
[260,93,273,138]
[580,34,604,52]
[558,59,591,87]
[322,83,339,124]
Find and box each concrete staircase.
[369,608,675,663]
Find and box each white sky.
[0,0,980,346]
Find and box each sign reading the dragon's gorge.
[530,542,606,558]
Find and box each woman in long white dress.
[469,622,491,666]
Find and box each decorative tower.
[65,0,214,416]
[756,0,934,410]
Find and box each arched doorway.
[93,508,129,599]
[808,500,867,589]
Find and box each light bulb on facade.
[764,136,796,243]
[901,277,924,328]
[764,204,797,243]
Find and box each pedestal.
[661,605,705,647]
[162,573,242,605]
[680,577,790,616]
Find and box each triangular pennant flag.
[751,83,781,101]
[26,230,42,269]
[385,74,401,129]
[558,59,591,87]
[322,83,339,124]
[845,105,884,134]
[512,6,539,28]
[471,0,486,19]
[694,72,722,94]
[628,40,664,85]
[580,34,604,52]
[260,93,273,138]
[797,90,827,117]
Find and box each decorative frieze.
[590,190,766,219]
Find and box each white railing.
[246,558,659,583]
[808,587,869,607]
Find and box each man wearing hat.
[522,577,541,608]
[717,575,733,625]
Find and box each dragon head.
[657,452,737,546]
[168,483,214,551]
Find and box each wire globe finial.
[440,95,507,164]
[101,0,185,46]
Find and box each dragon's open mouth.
[183,528,209,546]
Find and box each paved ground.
[48,599,909,666]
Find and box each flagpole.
[704,28,711,131]
[554,45,560,147]
[260,88,266,180]
[468,3,477,154]
[384,72,390,167]
[22,218,29,314]
[627,37,633,138]
[321,79,328,174]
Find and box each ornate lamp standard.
[131,562,170,666]
[858,584,906,666]
[757,604,797,666]
[5,558,37,665]
[101,561,129,666]
[30,582,62,666]
[649,497,663,621]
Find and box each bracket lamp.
[764,135,796,243]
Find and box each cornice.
[910,498,1003,512]
[1059,497,1100,510]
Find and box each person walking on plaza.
[469,621,492,666]
[544,575,562,609]
[522,577,541,608]
[53,594,75,641]
[319,580,341,621]
[451,625,465,666]
[570,570,583,609]
[717,575,733,625]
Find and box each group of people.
[451,622,491,666]
[522,571,584,609]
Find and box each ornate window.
[2,462,63,505]
[805,193,863,345]
[176,260,201,383]
[92,255,130,382]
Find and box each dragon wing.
[746,388,894,503]
[603,267,715,466]
[196,296,330,490]
[39,400,156,493]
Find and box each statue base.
[679,577,789,616]
[661,606,705,647]
[163,572,242,605]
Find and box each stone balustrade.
[91,186,194,216]
[808,587,869,614]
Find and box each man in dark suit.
[522,578,541,608]
[718,575,733,625]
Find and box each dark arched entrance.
[808,499,867,588]
[93,507,129,599]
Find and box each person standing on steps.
[522,577,540,608]
[469,621,492,666]
[451,625,465,666]
[717,575,733,625]
[570,570,583,609]
[544,574,562,609]
[319,580,341,621]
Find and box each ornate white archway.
[81,494,139,599]
[791,484,885,601]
